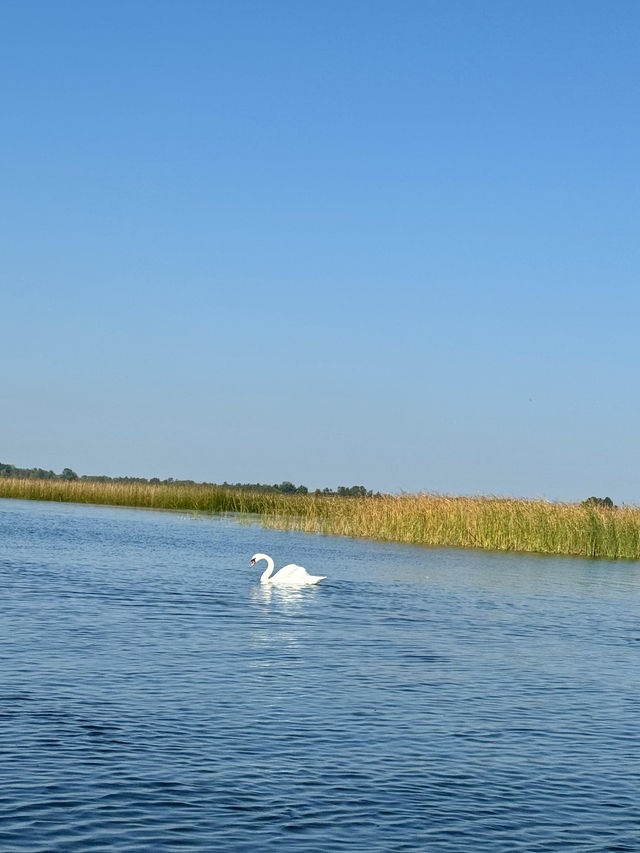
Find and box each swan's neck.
[257,554,275,583]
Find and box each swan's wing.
[273,563,306,581]
[272,564,326,585]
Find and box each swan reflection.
[248,583,320,655]
[250,582,317,608]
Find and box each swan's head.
[250,554,258,567]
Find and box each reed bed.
[2,477,640,560]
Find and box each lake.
[1,498,639,851]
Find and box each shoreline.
[1,478,638,561]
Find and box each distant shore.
[1,477,638,561]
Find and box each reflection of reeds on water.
[2,478,639,560]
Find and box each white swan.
[250,553,326,586]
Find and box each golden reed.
[1,478,639,560]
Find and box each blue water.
[1,499,639,852]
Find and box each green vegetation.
[1,475,639,560]
[581,495,616,509]
[0,462,81,481]
[0,462,373,497]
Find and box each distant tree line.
[314,485,375,498]
[220,481,377,497]
[581,496,617,509]
[0,462,376,497]
[220,480,308,494]
[0,462,80,481]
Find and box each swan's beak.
[250,558,255,567]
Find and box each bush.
[582,496,616,509]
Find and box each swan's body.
[250,553,326,586]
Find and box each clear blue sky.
[2,1,638,502]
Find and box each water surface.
[1,499,639,851]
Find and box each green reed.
[2,478,639,560]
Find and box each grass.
[1,477,639,560]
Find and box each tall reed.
[1,478,639,560]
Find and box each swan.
[250,553,326,586]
